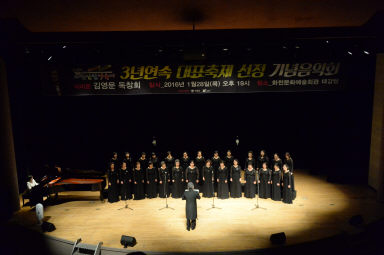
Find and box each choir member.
[185,160,199,190]
[120,161,133,200]
[195,151,205,183]
[284,152,296,199]
[230,159,242,198]
[217,161,229,199]
[107,162,119,203]
[282,164,293,204]
[244,163,257,198]
[258,162,271,199]
[245,150,255,169]
[158,161,171,198]
[224,150,234,181]
[211,150,221,180]
[271,164,282,201]
[122,152,133,169]
[138,152,148,172]
[146,161,158,198]
[150,152,160,168]
[133,162,145,200]
[202,160,214,198]
[257,150,269,170]
[165,151,175,180]
[272,153,283,170]
[172,159,184,198]
[109,152,119,169]
[181,151,190,171]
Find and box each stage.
[12,170,384,253]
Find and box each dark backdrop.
[6,42,375,187]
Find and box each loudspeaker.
[120,235,137,248]
[270,232,286,245]
[41,221,56,232]
[349,215,364,226]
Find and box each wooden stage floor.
[12,170,384,253]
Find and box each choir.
[107,150,296,204]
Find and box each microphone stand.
[207,179,221,210]
[159,171,174,210]
[252,169,266,210]
[118,199,133,210]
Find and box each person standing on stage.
[211,150,221,193]
[271,164,282,201]
[185,160,199,190]
[257,150,269,170]
[133,162,145,200]
[282,164,293,204]
[109,152,119,169]
[284,152,296,199]
[244,162,257,198]
[195,150,205,183]
[150,152,160,168]
[259,162,271,199]
[120,161,133,200]
[230,159,242,198]
[172,159,184,198]
[108,162,120,203]
[272,153,283,171]
[245,150,255,169]
[122,152,133,169]
[181,151,190,171]
[182,182,201,231]
[217,161,229,199]
[158,161,171,198]
[165,151,175,180]
[146,161,158,198]
[202,160,214,198]
[138,152,148,173]
[224,150,234,173]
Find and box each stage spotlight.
[222,48,229,51]
[363,50,370,55]
[120,235,137,248]
[152,136,157,147]
[48,56,53,61]
[270,232,286,245]
[282,46,287,49]
[326,40,329,44]
[295,45,300,49]
[62,45,67,49]
[347,51,352,55]
[201,53,205,57]
[235,136,239,146]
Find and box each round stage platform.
[12,170,384,253]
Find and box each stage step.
[70,238,103,255]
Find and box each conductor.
[182,182,201,231]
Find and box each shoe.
[187,227,190,231]
[191,225,195,230]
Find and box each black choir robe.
[230,165,242,198]
[245,157,256,169]
[272,159,283,170]
[146,167,158,198]
[271,169,282,201]
[211,156,221,180]
[108,169,119,203]
[133,169,145,200]
[119,167,133,200]
[283,171,293,204]
[195,156,205,182]
[138,158,148,172]
[172,167,184,198]
[182,189,200,220]
[223,156,234,175]
[259,168,271,199]
[284,158,296,199]
[181,157,190,172]
[164,157,175,180]
[158,168,170,198]
[202,166,214,198]
[150,157,160,169]
[244,168,257,198]
[185,166,199,190]
[217,167,229,199]
[257,155,270,169]
[122,157,133,170]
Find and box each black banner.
[48,62,343,95]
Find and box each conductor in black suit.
[182,182,201,231]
